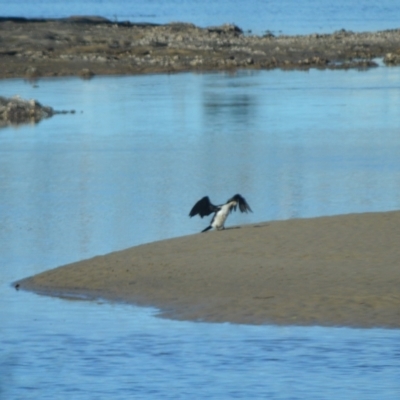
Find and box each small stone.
[383,52,400,65]
[78,68,95,78]
[25,67,39,78]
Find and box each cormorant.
[189,194,252,232]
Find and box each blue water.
[0,0,399,35]
[2,290,400,400]
[1,2,400,398]
[1,68,400,399]
[1,70,400,272]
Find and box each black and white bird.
[189,194,252,232]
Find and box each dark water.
[1,0,400,35]
[1,68,400,398]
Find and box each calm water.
[1,3,400,396]
[2,290,400,400]
[1,0,400,35]
[1,67,400,398]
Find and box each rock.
[78,68,95,78]
[25,66,40,78]
[383,52,400,65]
[207,23,243,35]
[0,96,53,125]
[263,31,275,38]
[0,96,74,126]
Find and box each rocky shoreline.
[1,16,400,80]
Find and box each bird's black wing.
[189,196,219,218]
[227,194,253,213]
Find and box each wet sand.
[17,211,400,328]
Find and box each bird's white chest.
[212,204,231,230]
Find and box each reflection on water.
[1,69,400,398]
[204,92,256,125]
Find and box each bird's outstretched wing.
[227,194,253,213]
[189,196,219,218]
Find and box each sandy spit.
[17,211,400,328]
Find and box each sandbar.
[17,211,400,328]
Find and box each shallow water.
[1,69,400,272]
[2,290,400,399]
[1,68,400,398]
